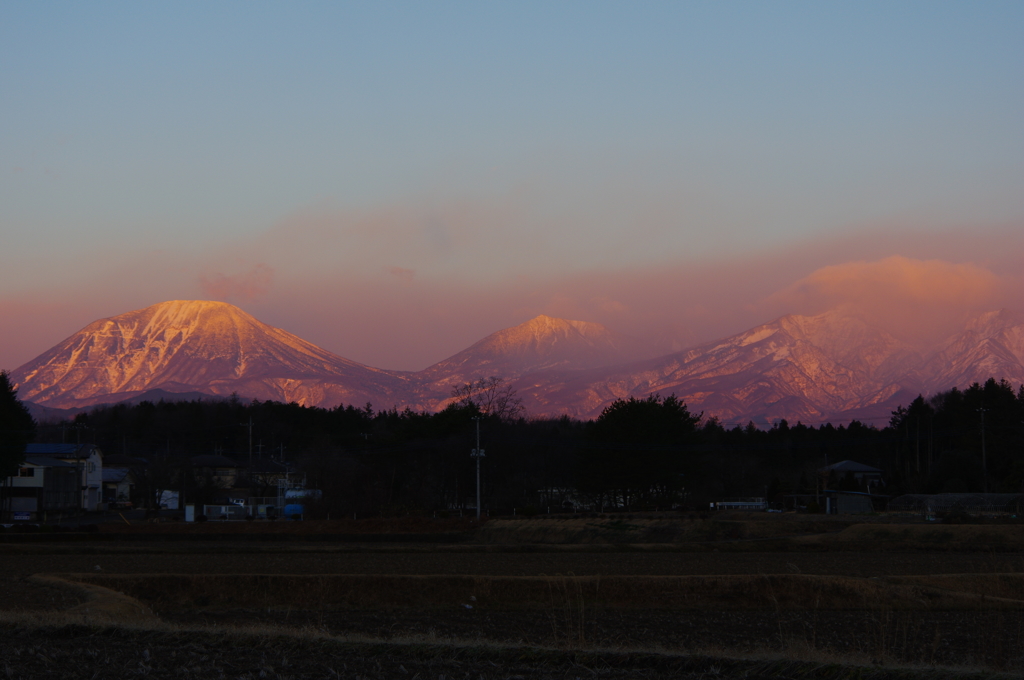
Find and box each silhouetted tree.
[450,377,525,422]
[0,370,36,518]
[0,371,35,479]
[578,394,700,509]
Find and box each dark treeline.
[32,378,1024,515]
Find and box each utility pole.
[470,416,485,519]
[978,407,988,492]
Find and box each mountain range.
[9,300,1024,425]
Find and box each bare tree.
[450,376,525,422]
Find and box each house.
[102,467,135,506]
[101,454,147,507]
[2,456,80,521]
[190,455,244,487]
[819,460,883,488]
[247,458,306,498]
[24,443,104,511]
[189,454,249,505]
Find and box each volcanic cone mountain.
[12,301,1024,424]
[10,300,411,409]
[422,314,631,381]
[411,314,637,409]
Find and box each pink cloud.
[3,208,1024,376]
[388,266,416,282]
[774,256,999,307]
[199,263,274,302]
[763,256,1004,346]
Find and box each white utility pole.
[471,416,485,519]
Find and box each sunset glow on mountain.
[2,4,1022,422]
[10,299,1024,427]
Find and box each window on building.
[18,467,35,477]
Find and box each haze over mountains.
[10,300,1024,425]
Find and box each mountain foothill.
[9,300,1024,426]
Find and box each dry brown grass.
[810,524,1024,552]
[54,572,1024,612]
[99,516,481,535]
[475,515,853,544]
[1,604,1012,679]
[886,573,1024,600]
[25,574,158,624]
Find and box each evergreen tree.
[579,394,700,508]
[0,371,35,479]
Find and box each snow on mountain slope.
[420,315,633,382]
[921,309,1024,392]
[12,300,1024,424]
[512,312,923,424]
[10,300,411,409]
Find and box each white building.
[24,443,104,511]
[2,456,80,520]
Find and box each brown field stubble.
[6,514,1024,675]
[60,572,1024,612]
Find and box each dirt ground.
[155,606,1024,670]
[2,622,1001,680]
[5,544,1023,578]
[3,547,1022,614]
[4,518,1024,678]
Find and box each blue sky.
[2,2,1023,370]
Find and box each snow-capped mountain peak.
[419,314,633,384]
[10,300,409,409]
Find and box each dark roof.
[190,455,242,468]
[102,454,149,468]
[820,460,882,474]
[25,443,102,460]
[103,468,131,483]
[23,456,78,468]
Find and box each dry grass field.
[3,513,1024,678]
